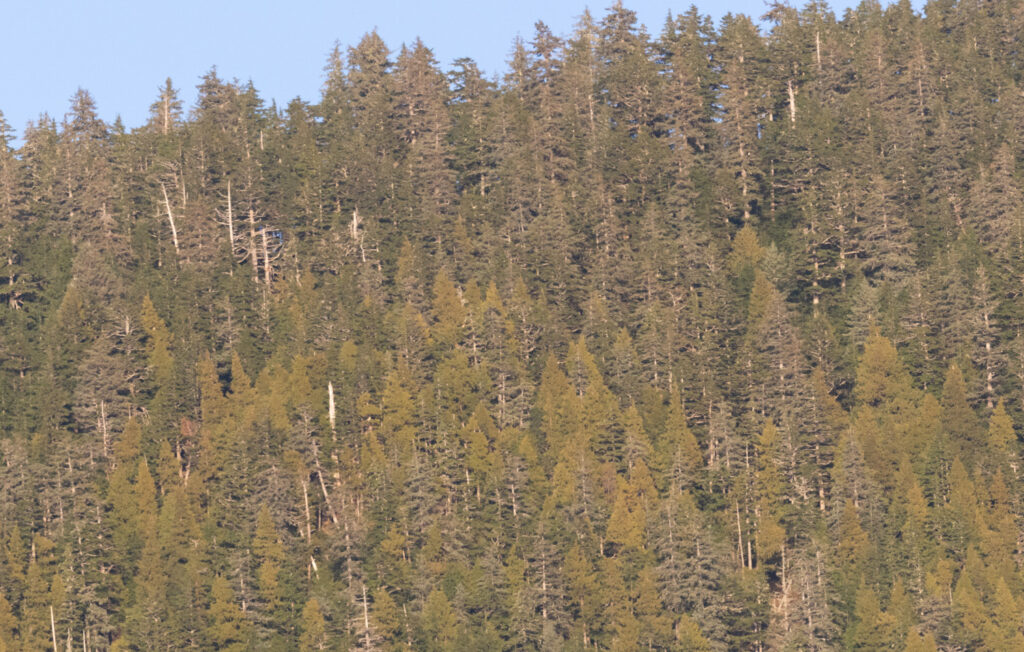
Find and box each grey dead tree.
[153,160,187,263]
[217,180,284,283]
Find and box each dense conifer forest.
[2,0,1024,648]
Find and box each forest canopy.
[1,0,1023,649]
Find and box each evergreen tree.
[3,4,1024,647]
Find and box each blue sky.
[2,1,923,144]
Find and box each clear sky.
[2,0,923,144]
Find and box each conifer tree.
[205,575,252,651]
[298,597,328,651]
[6,3,1024,647]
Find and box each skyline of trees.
[2,0,1024,649]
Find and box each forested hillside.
[2,0,1024,649]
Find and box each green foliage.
[298,597,328,651]
[205,575,252,651]
[3,3,1024,648]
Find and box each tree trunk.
[159,183,180,258]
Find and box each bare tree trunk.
[540,557,548,620]
[248,208,259,282]
[780,543,790,633]
[327,382,337,438]
[159,183,180,258]
[788,79,797,125]
[50,605,58,652]
[312,441,340,526]
[98,401,109,459]
[815,30,821,71]
[224,181,235,276]
[362,584,372,649]
[261,226,272,285]
[739,140,750,222]
[301,478,312,543]
[351,209,367,263]
[736,500,745,569]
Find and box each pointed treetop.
[854,332,915,408]
[728,224,765,275]
[987,399,1016,460]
